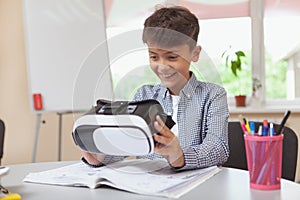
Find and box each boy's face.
[147,44,201,95]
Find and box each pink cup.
[244,134,283,190]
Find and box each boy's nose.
[156,63,172,72]
[155,59,169,68]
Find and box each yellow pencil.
[244,118,251,134]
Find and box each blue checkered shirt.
[101,72,229,170]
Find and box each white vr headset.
[72,99,175,156]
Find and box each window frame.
[233,0,300,113]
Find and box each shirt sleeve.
[101,155,125,165]
[177,87,230,171]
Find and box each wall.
[0,0,82,164]
[0,0,300,183]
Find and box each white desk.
[2,161,300,200]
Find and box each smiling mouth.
[160,72,177,79]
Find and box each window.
[264,0,300,101]
[104,0,166,100]
[104,0,253,100]
[104,0,300,108]
[198,17,252,97]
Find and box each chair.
[223,121,298,181]
[0,119,5,165]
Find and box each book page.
[24,162,105,188]
[24,159,221,198]
[98,159,221,198]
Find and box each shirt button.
[187,94,191,98]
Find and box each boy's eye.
[168,55,178,60]
[149,55,158,60]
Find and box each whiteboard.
[23,0,113,113]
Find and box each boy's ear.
[191,45,201,62]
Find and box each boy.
[82,6,229,170]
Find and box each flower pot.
[235,95,246,107]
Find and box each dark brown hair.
[142,6,199,50]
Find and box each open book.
[23,159,221,198]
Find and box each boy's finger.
[154,120,164,133]
[82,152,100,165]
[154,115,171,134]
[154,121,173,139]
[155,115,166,127]
[153,133,168,145]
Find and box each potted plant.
[222,47,247,106]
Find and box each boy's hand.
[153,115,185,168]
[82,151,105,166]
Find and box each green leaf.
[222,48,246,78]
[236,58,241,70]
[236,51,245,57]
[221,50,226,58]
[225,55,229,68]
[231,61,238,77]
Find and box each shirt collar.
[180,72,198,99]
[156,84,169,99]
